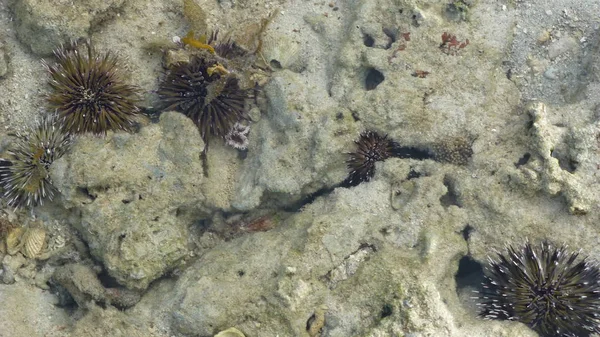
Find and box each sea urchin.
[343,131,430,186]
[479,241,600,337]
[157,55,250,145]
[44,40,141,135]
[0,113,73,208]
[344,131,399,186]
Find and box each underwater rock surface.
[1,0,600,336]
[13,0,126,55]
[51,112,206,290]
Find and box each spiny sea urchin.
[344,131,398,186]
[343,131,430,187]
[157,55,250,144]
[479,241,600,337]
[44,40,141,135]
[0,113,73,208]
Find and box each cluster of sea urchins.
[0,32,256,208]
[0,40,143,208]
[0,114,73,208]
[344,131,429,187]
[479,241,600,337]
[157,31,252,149]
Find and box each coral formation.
[0,113,72,208]
[44,40,142,135]
[479,241,600,337]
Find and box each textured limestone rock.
[232,70,355,210]
[51,112,207,290]
[0,283,70,336]
[53,264,140,308]
[508,102,599,215]
[168,162,531,336]
[13,0,125,55]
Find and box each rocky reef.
[1,0,600,336]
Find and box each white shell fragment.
[214,327,246,337]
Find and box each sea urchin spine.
[479,241,600,337]
[44,40,141,135]
[0,113,73,208]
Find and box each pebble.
[543,67,558,80]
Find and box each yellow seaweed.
[182,31,215,54]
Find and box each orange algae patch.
[182,31,215,54]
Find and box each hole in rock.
[514,153,530,167]
[551,149,578,173]
[365,68,385,90]
[455,255,485,313]
[380,303,393,318]
[440,175,461,207]
[270,59,282,69]
[460,224,474,241]
[363,34,375,47]
[382,28,397,49]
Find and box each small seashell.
[22,228,46,259]
[261,34,304,72]
[6,227,24,255]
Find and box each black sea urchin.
[344,131,398,186]
[479,242,600,337]
[0,114,73,208]
[157,55,250,144]
[44,40,141,135]
[343,131,430,187]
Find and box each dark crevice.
[49,282,77,311]
[269,59,282,69]
[460,224,474,241]
[514,153,530,167]
[440,175,461,208]
[455,256,484,293]
[365,68,385,90]
[97,269,121,288]
[380,304,393,318]
[280,186,335,212]
[363,34,375,47]
[551,149,578,173]
[407,168,421,180]
[77,187,97,204]
[382,28,397,49]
